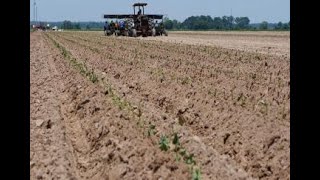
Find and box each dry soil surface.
[30,31,290,180]
[144,31,290,58]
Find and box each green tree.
[227,16,235,29]
[182,15,214,30]
[62,20,73,29]
[164,17,173,29]
[282,23,289,30]
[275,21,283,30]
[222,16,234,30]
[172,19,181,29]
[182,16,194,29]
[235,17,250,29]
[259,21,268,30]
[212,17,224,29]
[74,23,81,29]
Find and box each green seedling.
[159,135,170,151]
[179,148,187,156]
[185,153,196,165]
[173,133,180,146]
[192,168,201,180]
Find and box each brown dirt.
[31,30,290,180]
[142,31,290,58]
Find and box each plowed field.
[30,31,290,180]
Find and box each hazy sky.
[30,0,290,23]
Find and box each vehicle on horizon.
[103,2,168,37]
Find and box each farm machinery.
[103,3,168,37]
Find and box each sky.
[30,0,290,23]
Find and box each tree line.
[163,15,290,30]
[30,21,106,30]
[31,16,289,31]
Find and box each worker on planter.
[119,20,125,30]
[159,22,164,35]
[104,21,109,31]
[137,8,142,22]
[155,20,159,29]
[115,20,119,30]
[109,21,113,28]
[110,20,115,33]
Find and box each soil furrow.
[31,30,290,180]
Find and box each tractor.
[103,3,168,37]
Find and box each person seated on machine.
[104,21,109,31]
[137,8,142,15]
[119,20,125,30]
[110,20,115,30]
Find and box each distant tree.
[212,17,224,29]
[221,16,228,29]
[74,23,81,29]
[172,19,181,29]
[235,17,250,29]
[222,16,234,30]
[275,21,283,30]
[182,16,194,29]
[260,21,268,30]
[62,20,73,29]
[182,15,214,30]
[86,25,91,30]
[227,16,235,29]
[201,15,214,29]
[164,17,174,29]
[282,23,289,30]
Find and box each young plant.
[88,70,98,83]
[159,135,170,151]
[179,148,187,156]
[192,168,201,180]
[185,153,196,165]
[173,133,180,146]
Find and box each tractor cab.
[133,3,147,16]
[132,3,149,34]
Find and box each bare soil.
[30,31,290,180]
[145,31,290,58]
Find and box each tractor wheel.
[124,30,129,37]
[132,29,137,37]
[163,30,168,36]
[105,30,111,36]
[115,30,120,36]
[152,28,156,37]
